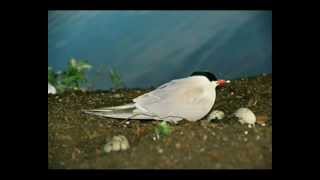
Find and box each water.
[48,10,272,90]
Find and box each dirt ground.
[48,74,272,169]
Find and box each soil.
[48,74,272,169]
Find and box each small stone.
[211,132,216,136]
[120,141,129,150]
[118,135,130,150]
[175,143,181,149]
[230,91,234,96]
[234,108,256,126]
[113,93,122,98]
[256,135,261,140]
[125,121,130,125]
[222,137,228,141]
[261,123,266,127]
[207,110,225,121]
[203,135,208,141]
[244,138,248,142]
[244,131,248,135]
[112,141,121,152]
[157,148,164,154]
[152,136,157,141]
[180,131,184,135]
[200,148,205,152]
[48,83,57,94]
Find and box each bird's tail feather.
[83,103,153,120]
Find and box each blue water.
[48,11,272,90]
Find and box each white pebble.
[112,141,121,151]
[203,135,208,141]
[48,83,56,94]
[244,131,248,135]
[234,108,256,126]
[256,136,261,140]
[104,135,130,153]
[207,110,225,121]
[104,143,113,153]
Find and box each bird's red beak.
[217,80,227,87]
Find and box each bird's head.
[190,71,230,88]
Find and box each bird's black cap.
[191,71,217,81]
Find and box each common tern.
[84,72,230,123]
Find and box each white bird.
[84,72,229,123]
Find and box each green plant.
[48,58,92,93]
[108,68,125,89]
[155,121,173,138]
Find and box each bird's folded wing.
[133,77,213,121]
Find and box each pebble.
[200,148,205,152]
[103,135,130,153]
[157,148,164,154]
[112,141,121,152]
[244,138,248,142]
[113,94,122,98]
[234,108,256,127]
[175,143,181,149]
[211,132,216,136]
[256,135,261,140]
[203,135,208,141]
[222,137,228,142]
[244,131,248,135]
[207,110,225,121]
[48,83,57,95]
